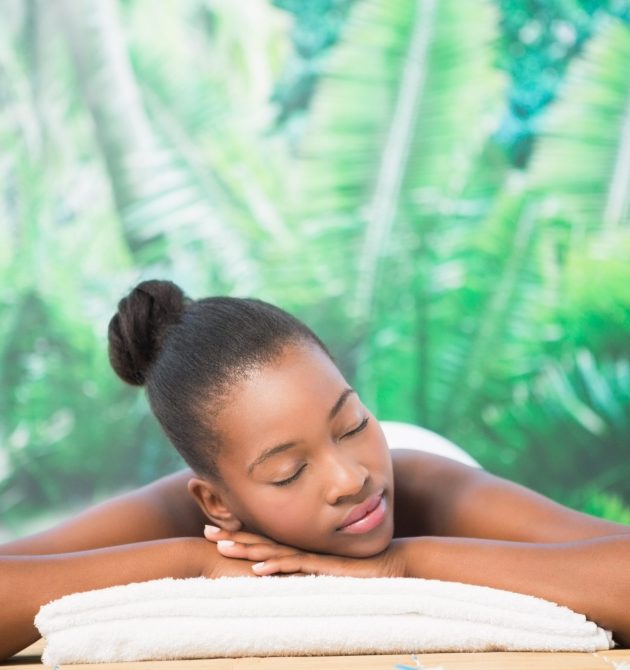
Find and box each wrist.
[174,537,217,578]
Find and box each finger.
[251,555,368,578]
[251,554,333,577]
[204,526,276,546]
[216,541,300,562]
[204,527,300,555]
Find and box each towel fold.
[35,575,614,665]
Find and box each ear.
[187,477,243,532]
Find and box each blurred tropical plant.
[270,0,358,142]
[278,3,630,515]
[1,0,630,535]
[529,19,630,232]
[272,0,630,165]
[0,0,290,528]
[278,0,506,366]
[54,0,291,292]
[458,19,630,498]
[496,0,630,167]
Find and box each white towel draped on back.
[35,575,614,665]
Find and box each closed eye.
[272,464,307,487]
[343,416,369,439]
[271,417,368,487]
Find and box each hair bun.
[108,280,187,386]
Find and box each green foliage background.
[1,0,630,538]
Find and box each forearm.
[397,533,630,646]
[0,537,210,661]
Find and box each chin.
[343,543,390,558]
[333,523,394,558]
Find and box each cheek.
[365,423,393,472]
[249,491,315,540]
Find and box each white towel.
[35,575,614,665]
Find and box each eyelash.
[273,464,306,487]
[344,416,369,438]
[271,416,370,487]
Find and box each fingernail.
[252,562,266,572]
[204,525,221,535]
[217,540,235,549]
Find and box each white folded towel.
[35,575,614,665]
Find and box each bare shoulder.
[135,468,208,536]
[391,448,630,542]
[1,468,206,555]
[391,448,477,537]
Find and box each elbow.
[610,542,630,649]
[0,640,18,664]
[0,637,36,663]
[0,622,40,662]
[612,628,630,649]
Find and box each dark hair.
[108,280,328,479]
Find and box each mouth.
[336,490,386,535]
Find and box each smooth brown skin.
[2,343,630,660]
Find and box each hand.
[186,536,258,579]
[247,545,405,578]
[204,526,406,578]
[202,551,260,579]
[203,525,301,564]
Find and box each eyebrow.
[328,387,355,421]
[247,387,356,475]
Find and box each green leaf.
[294,0,504,322]
[530,19,630,230]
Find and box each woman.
[2,279,630,660]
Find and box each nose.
[323,447,369,505]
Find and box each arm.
[392,449,630,542]
[396,533,630,647]
[1,469,206,556]
[1,538,200,660]
[0,469,217,661]
[231,532,630,648]
[0,536,258,661]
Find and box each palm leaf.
[54,0,259,293]
[530,20,630,231]
[277,0,506,403]
[481,348,630,503]
[292,0,502,305]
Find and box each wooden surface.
[3,639,630,669]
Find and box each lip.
[337,490,385,532]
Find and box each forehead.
[216,344,349,454]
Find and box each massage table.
[5,638,630,669]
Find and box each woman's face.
[213,342,395,558]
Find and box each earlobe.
[187,477,243,531]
